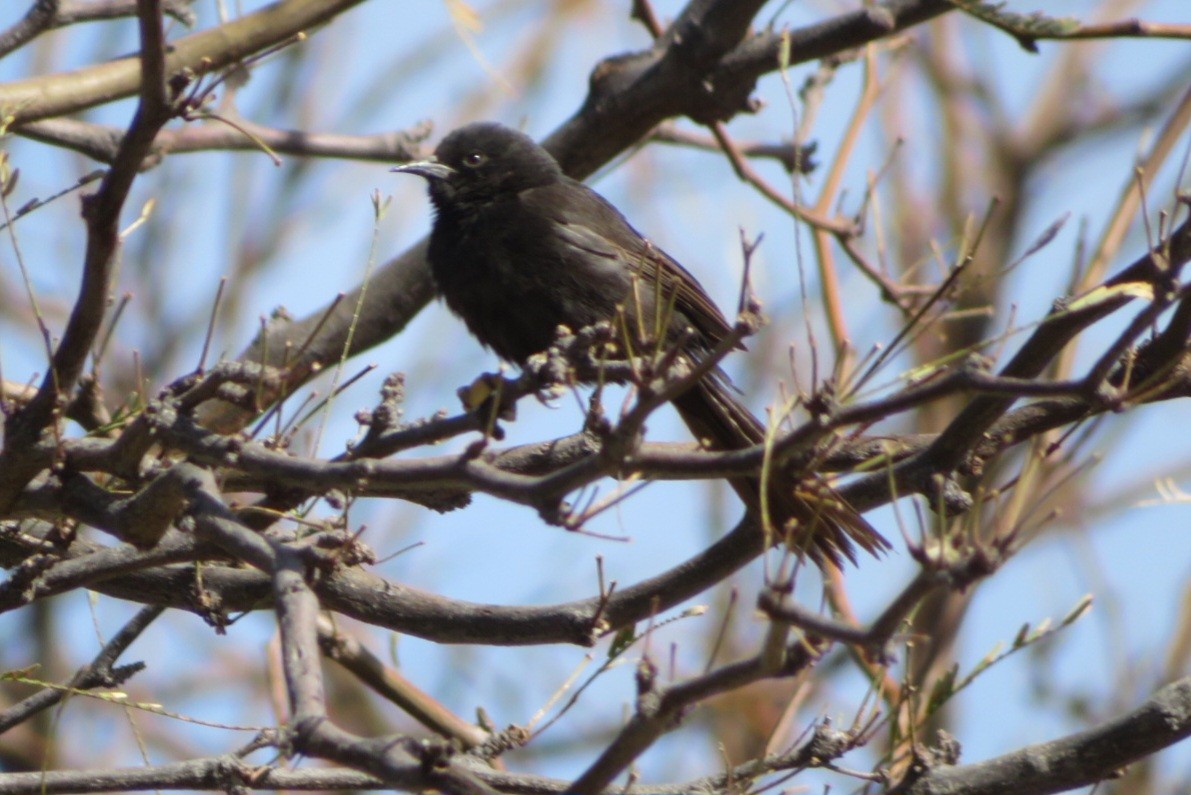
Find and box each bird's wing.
[523,178,737,350]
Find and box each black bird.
[394,121,887,566]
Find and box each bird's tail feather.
[671,376,889,567]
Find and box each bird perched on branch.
[394,121,887,566]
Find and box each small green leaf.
[608,625,636,658]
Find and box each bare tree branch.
[896,677,1191,795]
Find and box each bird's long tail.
[671,376,889,567]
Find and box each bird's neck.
[430,184,515,225]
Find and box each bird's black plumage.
[396,122,887,565]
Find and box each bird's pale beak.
[391,158,455,181]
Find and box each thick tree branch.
[895,677,1191,795]
[0,0,368,125]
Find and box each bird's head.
[393,122,562,208]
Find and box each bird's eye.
[462,151,487,168]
